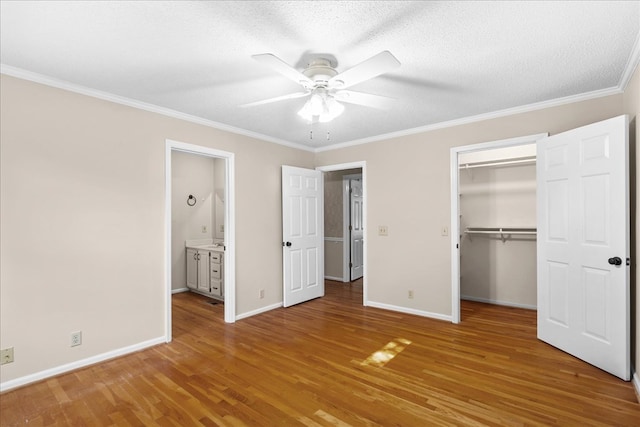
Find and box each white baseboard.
[633,372,640,403]
[171,287,189,294]
[366,301,452,322]
[235,302,282,321]
[324,275,344,281]
[461,295,537,310]
[0,336,166,393]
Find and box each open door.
[282,165,324,307]
[350,178,364,280]
[537,115,630,380]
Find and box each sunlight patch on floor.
[361,338,412,367]
[313,409,352,426]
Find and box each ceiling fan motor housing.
[303,58,339,87]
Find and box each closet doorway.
[450,134,546,323]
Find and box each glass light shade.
[297,91,344,123]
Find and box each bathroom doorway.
[164,139,236,343]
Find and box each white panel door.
[350,178,364,280]
[282,166,324,307]
[537,115,629,380]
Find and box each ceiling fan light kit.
[244,51,401,125]
[297,88,345,123]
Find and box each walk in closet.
[459,144,537,309]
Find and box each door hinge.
[349,225,352,231]
[349,262,353,268]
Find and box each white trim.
[165,139,236,332]
[314,88,621,152]
[3,63,633,155]
[316,162,368,305]
[324,275,344,281]
[619,29,640,90]
[367,301,452,322]
[633,372,640,402]
[171,287,189,294]
[324,237,344,242]
[235,302,283,320]
[450,133,547,324]
[0,64,314,153]
[342,176,351,283]
[0,336,165,393]
[461,295,537,310]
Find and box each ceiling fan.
[241,51,401,123]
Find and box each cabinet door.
[186,248,198,289]
[197,250,210,292]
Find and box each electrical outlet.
[378,225,388,236]
[259,289,265,299]
[201,225,207,233]
[408,290,414,299]
[0,347,14,365]
[70,331,82,347]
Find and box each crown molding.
[0,64,314,153]
[619,29,640,91]
[314,86,623,153]
[2,56,635,156]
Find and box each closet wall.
[459,145,537,308]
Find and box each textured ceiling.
[1,1,639,151]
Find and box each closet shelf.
[464,227,537,242]
[459,156,536,170]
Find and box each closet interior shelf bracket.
[464,227,537,243]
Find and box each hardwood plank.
[1,279,639,426]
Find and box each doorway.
[164,139,236,343]
[450,134,546,324]
[317,162,368,305]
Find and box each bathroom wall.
[171,151,216,291]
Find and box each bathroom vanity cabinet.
[186,247,224,300]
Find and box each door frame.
[165,139,236,343]
[449,133,546,324]
[317,162,367,305]
[343,173,363,282]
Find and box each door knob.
[283,241,292,247]
[608,257,622,266]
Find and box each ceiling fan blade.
[329,51,400,89]
[240,91,310,108]
[252,53,314,89]
[334,90,395,110]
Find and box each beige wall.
[0,75,313,384]
[1,64,638,388]
[315,94,624,315]
[622,64,639,381]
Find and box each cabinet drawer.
[210,252,223,263]
[210,279,222,296]
[210,266,222,279]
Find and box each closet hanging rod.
[459,157,536,169]
[464,227,537,242]
[464,227,537,235]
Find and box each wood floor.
[2,279,639,426]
